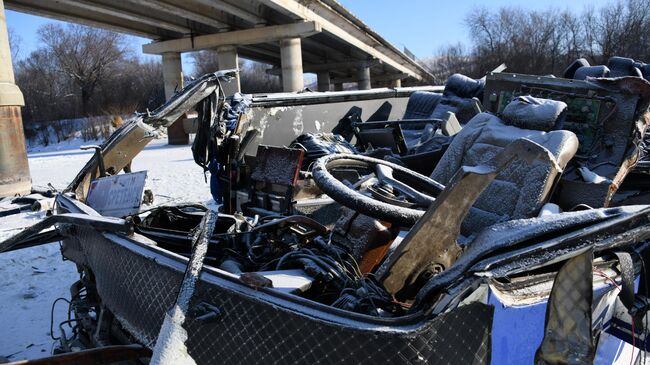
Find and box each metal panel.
[86,171,147,217]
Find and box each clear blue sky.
[6,0,608,69]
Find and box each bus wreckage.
[3,56,650,364]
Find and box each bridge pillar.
[0,0,30,197]
[316,71,330,92]
[162,52,188,145]
[334,83,343,91]
[280,37,303,92]
[357,65,371,90]
[217,45,240,95]
[389,79,402,88]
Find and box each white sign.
[86,171,147,217]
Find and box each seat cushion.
[430,113,578,237]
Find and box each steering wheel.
[312,154,444,225]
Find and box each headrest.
[444,73,485,99]
[563,56,650,81]
[501,96,567,131]
[574,65,610,80]
[563,58,590,79]
[608,56,643,78]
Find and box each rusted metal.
[333,207,394,273]
[0,105,31,196]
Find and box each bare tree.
[190,50,221,76]
[16,47,78,121]
[421,43,477,84]
[16,23,164,124]
[455,0,650,79]
[8,27,20,63]
[37,24,128,114]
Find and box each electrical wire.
[49,297,71,341]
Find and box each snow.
[150,307,196,365]
[0,137,213,361]
[27,137,105,154]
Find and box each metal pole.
[0,0,30,197]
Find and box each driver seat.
[429,96,579,238]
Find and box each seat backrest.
[402,91,441,120]
[430,97,578,237]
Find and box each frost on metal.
[150,306,197,365]
[150,208,219,365]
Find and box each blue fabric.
[223,93,252,131]
[208,159,222,204]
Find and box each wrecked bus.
[3,56,650,364]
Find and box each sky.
[5,0,610,72]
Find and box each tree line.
[14,24,165,124]
[422,0,650,84]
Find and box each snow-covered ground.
[0,137,213,361]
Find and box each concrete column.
[279,37,304,92]
[357,65,371,90]
[217,45,240,96]
[316,71,330,92]
[162,52,188,145]
[389,78,402,88]
[334,83,343,91]
[0,0,30,197]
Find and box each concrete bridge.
[0,0,433,196]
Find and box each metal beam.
[143,21,321,54]
[192,0,265,25]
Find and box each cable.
[49,297,70,341]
